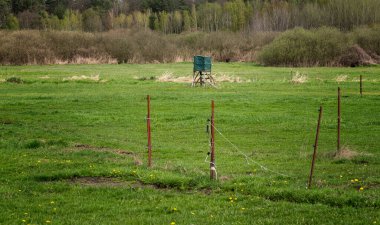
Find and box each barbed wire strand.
[211,124,293,178]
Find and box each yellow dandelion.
[229,197,233,200]
[359,187,364,191]
[354,179,359,182]
[173,207,177,211]
[50,201,55,204]
[170,222,175,225]
[45,220,51,223]
[241,208,246,210]
[22,219,26,223]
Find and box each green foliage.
[197,2,222,32]
[0,0,11,28]
[24,139,44,149]
[223,0,249,31]
[82,8,102,32]
[5,14,19,30]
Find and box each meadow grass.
[0,63,379,224]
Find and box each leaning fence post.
[308,106,323,189]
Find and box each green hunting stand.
[192,56,215,87]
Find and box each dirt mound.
[339,45,378,67]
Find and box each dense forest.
[1,0,380,32]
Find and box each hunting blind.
[192,56,215,86]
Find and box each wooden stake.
[147,95,152,167]
[308,106,323,189]
[210,100,216,180]
[360,75,363,97]
[337,87,341,154]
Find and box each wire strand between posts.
[211,124,292,178]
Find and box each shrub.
[24,139,44,149]
[0,30,55,65]
[353,25,380,56]
[6,77,23,83]
[258,27,351,66]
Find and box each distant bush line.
[0,29,278,65]
[0,26,379,66]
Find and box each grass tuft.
[6,76,23,83]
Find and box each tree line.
[0,0,379,32]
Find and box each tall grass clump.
[258,27,351,66]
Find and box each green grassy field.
[0,63,379,225]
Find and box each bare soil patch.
[73,144,142,165]
[70,177,127,187]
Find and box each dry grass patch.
[334,147,360,160]
[335,75,348,83]
[63,75,101,82]
[70,56,117,65]
[215,73,243,83]
[157,72,192,83]
[155,72,245,84]
[290,71,307,84]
